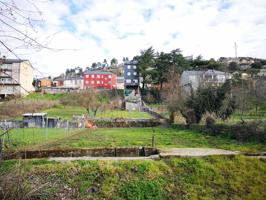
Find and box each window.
[133,72,137,76]
[217,75,225,82]
[127,65,131,69]
[97,75,100,78]
[133,65,136,69]
[133,79,138,83]
[91,81,94,84]
[86,75,89,78]
[86,80,89,84]
[97,81,100,84]
[108,75,111,78]
[126,79,131,83]
[91,75,94,78]
[127,72,131,76]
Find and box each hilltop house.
[84,71,117,89]
[0,58,34,99]
[181,70,232,95]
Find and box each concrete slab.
[159,148,239,158]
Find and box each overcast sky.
[1,0,266,76]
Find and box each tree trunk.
[169,111,175,124]
[142,81,145,90]
[93,108,98,117]
[160,81,163,90]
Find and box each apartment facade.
[84,71,117,89]
[0,59,34,98]
[124,61,141,111]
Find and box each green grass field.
[31,127,266,152]
[3,128,81,150]
[43,105,152,120]
[1,156,265,199]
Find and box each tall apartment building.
[0,59,34,99]
[124,61,141,111]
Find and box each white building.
[64,76,84,89]
[181,70,232,95]
[0,59,34,98]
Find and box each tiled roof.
[1,59,28,64]
[84,70,113,75]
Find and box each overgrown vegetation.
[0,99,58,119]
[60,89,122,118]
[0,156,265,200]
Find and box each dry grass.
[0,99,58,119]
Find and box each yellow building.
[40,78,52,87]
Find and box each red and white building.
[84,71,117,89]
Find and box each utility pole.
[234,42,238,60]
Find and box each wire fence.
[0,126,84,157]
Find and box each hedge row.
[173,121,266,143]
[93,119,161,128]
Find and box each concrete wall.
[19,61,34,96]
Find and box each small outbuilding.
[22,113,47,128]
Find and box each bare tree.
[0,0,72,57]
[162,67,185,124]
[0,0,46,54]
[61,90,110,118]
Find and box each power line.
[0,39,53,77]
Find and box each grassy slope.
[0,156,265,200]
[43,105,152,120]
[35,127,266,152]
[25,92,66,100]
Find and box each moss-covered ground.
[0,156,265,200]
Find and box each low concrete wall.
[4,147,159,160]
